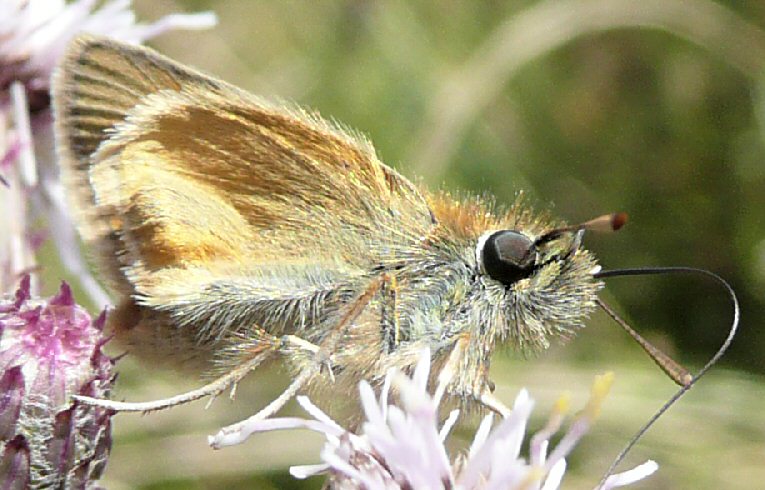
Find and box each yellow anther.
[553,391,572,416]
[582,371,614,420]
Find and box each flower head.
[0,276,115,488]
[218,350,658,489]
[0,0,216,113]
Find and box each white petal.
[130,11,217,40]
[380,368,393,420]
[541,458,567,490]
[296,396,344,433]
[457,390,534,489]
[467,413,494,458]
[545,417,590,472]
[321,448,389,489]
[359,381,386,428]
[290,463,329,479]
[601,460,659,489]
[439,409,460,441]
[412,347,431,391]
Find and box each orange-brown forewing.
[54,36,436,366]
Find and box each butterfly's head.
[470,213,627,352]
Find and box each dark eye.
[480,230,535,286]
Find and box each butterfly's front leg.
[436,335,512,417]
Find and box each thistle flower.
[220,350,658,490]
[0,276,115,488]
[0,0,217,114]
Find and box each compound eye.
[480,230,535,286]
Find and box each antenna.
[534,212,628,247]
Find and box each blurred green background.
[56,0,765,488]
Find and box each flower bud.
[0,276,114,487]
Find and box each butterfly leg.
[313,273,386,372]
[73,341,277,412]
[209,275,386,448]
[479,390,512,418]
[435,335,513,418]
[380,273,400,352]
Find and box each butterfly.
[53,36,702,425]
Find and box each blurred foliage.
[54,0,764,488]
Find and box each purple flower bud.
[0,435,31,489]
[0,366,24,440]
[0,277,115,487]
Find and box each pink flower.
[0,0,216,112]
[0,276,115,487]
[214,350,659,490]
